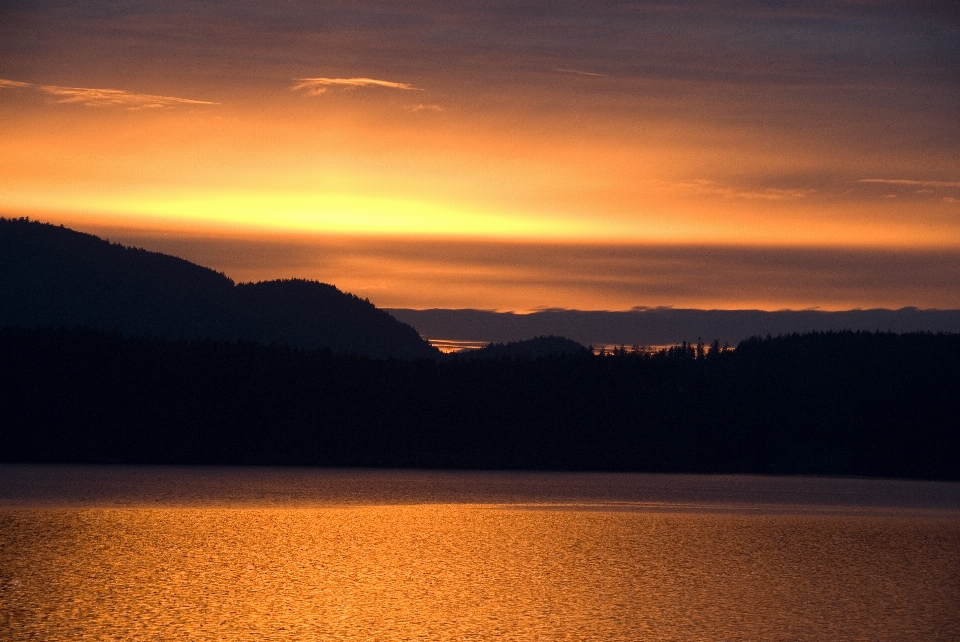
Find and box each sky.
[1,1,958,311]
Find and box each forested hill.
[2,326,958,479]
[0,218,438,359]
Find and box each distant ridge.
[388,307,960,348]
[0,218,438,359]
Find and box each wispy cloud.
[407,103,444,113]
[859,179,960,188]
[0,77,217,109]
[39,86,218,109]
[0,79,32,89]
[667,179,814,201]
[292,77,424,96]
[555,68,609,77]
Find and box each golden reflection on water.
[2,506,959,641]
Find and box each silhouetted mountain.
[455,335,589,360]
[231,279,438,358]
[0,218,438,359]
[387,307,960,347]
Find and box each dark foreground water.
[2,466,959,641]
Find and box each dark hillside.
[0,217,235,339]
[234,279,435,357]
[0,218,437,359]
[1,327,957,479]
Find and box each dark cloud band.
[77,228,960,312]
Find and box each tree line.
[1,325,958,479]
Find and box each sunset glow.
[2,1,957,310]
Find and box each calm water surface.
[1,465,959,641]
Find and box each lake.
[1,465,959,640]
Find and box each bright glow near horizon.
[1,1,957,310]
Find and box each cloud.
[99,231,960,312]
[667,179,814,201]
[0,79,32,89]
[39,86,218,109]
[292,77,424,96]
[555,68,609,77]
[407,103,444,113]
[859,179,960,189]
[0,77,217,109]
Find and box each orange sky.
[1,2,958,310]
